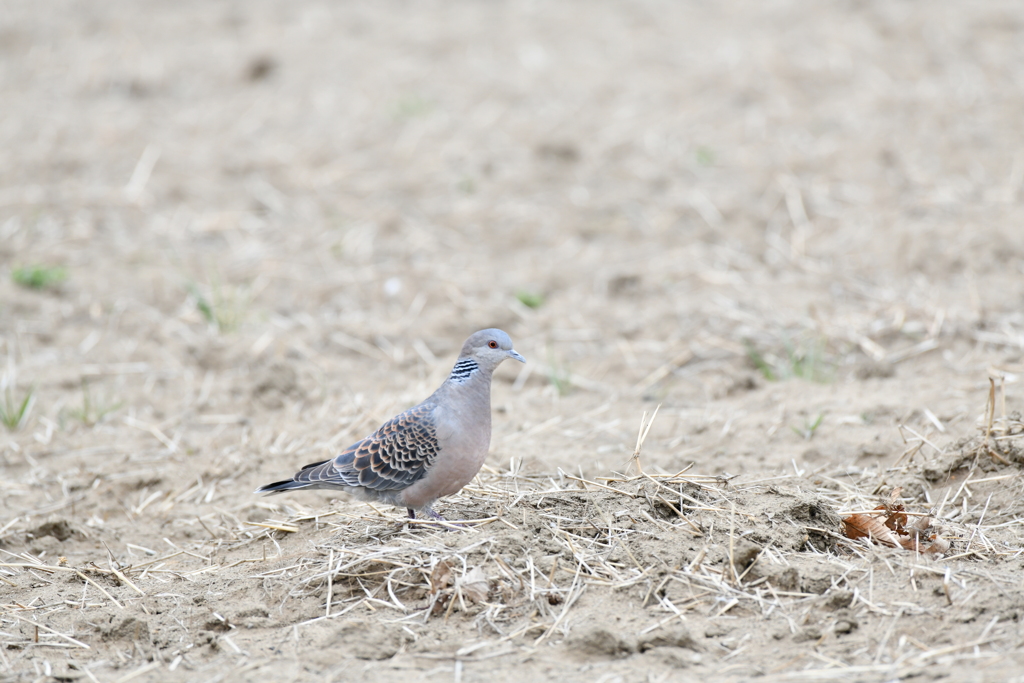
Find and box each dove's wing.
[258,402,440,494]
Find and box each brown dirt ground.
[2,1,1024,681]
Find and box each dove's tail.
[255,458,334,495]
[254,479,311,495]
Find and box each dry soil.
[2,1,1024,682]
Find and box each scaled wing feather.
[293,403,439,491]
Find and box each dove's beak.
[509,350,526,363]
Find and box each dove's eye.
[488,341,499,349]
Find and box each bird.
[255,329,525,521]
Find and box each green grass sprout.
[792,413,825,441]
[745,336,834,383]
[546,348,572,396]
[695,146,715,167]
[67,381,124,426]
[13,265,67,290]
[188,280,249,333]
[516,291,545,309]
[0,385,35,431]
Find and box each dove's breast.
[398,379,492,510]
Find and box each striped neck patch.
[448,358,479,383]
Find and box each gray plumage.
[255,329,525,520]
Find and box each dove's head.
[461,329,526,368]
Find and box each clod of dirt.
[821,590,854,611]
[246,55,277,81]
[777,492,842,551]
[102,616,151,643]
[310,620,410,662]
[730,540,761,576]
[233,605,269,620]
[28,519,79,542]
[833,611,858,635]
[535,141,580,163]
[74,610,115,636]
[950,586,1024,624]
[758,566,800,592]
[200,613,232,633]
[232,605,273,629]
[189,340,230,370]
[856,438,889,460]
[924,431,1024,483]
[608,274,641,297]
[28,535,63,556]
[194,630,219,649]
[759,557,846,596]
[252,360,302,409]
[855,362,895,380]
[638,624,701,652]
[727,373,760,395]
[799,564,842,595]
[801,448,824,463]
[123,476,164,491]
[567,625,637,657]
[794,626,822,643]
[703,623,731,638]
[642,646,702,668]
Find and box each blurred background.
[2,2,1024,680]
[2,0,1023,487]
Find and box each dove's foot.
[405,508,448,521]
[404,507,461,530]
[428,508,465,530]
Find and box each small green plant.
[192,287,214,322]
[785,338,832,382]
[745,336,833,383]
[745,343,777,381]
[66,382,123,426]
[0,385,34,431]
[546,350,572,396]
[188,281,249,333]
[12,265,67,290]
[516,291,544,309]
[695,146,715,167]
[548,367,571,396]
[792,413,825,441]
[395,95,431,119]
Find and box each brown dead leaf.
[430,593,451,617]
[845,509,950,556]
[878,487,908,532]
[882,506,908,532]
[430,560,454,595]
[841,513,901,547]
[898,516,950,555]
[896,534,918,551]
[923,536,951,554]
[429,563,489,616]
[458,567,489,604]
[886,486,902,506]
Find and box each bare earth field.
[3,1,1024,681]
